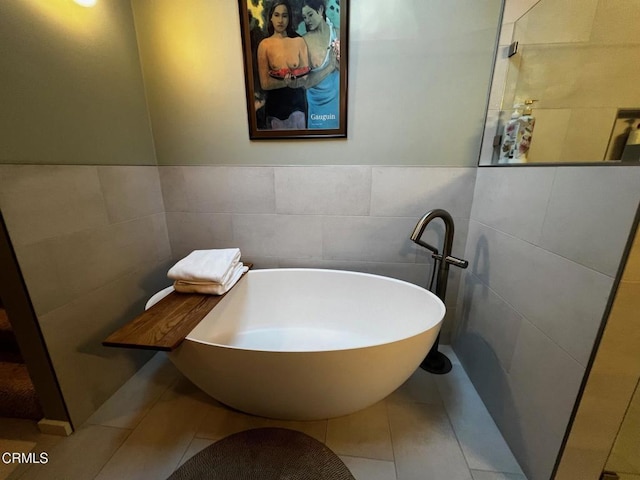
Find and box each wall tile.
[526,109,572,163]
[13,217,162,316]
[456,270,523,373]
[0,165,108,246]
[275,258,429,287]
[371,167,476,218]
[38,276,155,426]
[471,167,555,244]
[506,320,586,480]
[233,214,323,259]
[465,220,613,366]
[275,166,371,216]
[590,0,640,45]
[158,166,190,212]
[539,166,640,277]
[322,216,419,264]
[165,212,234,260]
[97,166,164,223]
[559,108,618,162]
[179,166,275,214]
[151,212,172,261]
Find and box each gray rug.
[168,427,356,480]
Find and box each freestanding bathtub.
[158,268,445,420]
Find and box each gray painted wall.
[0,0,156,165]
[131,0,502,166]
[455,165,640,480]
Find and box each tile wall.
[454,165,640,480]
[159,165,477,342]
[0,164,476,426]
[0,165,172,427]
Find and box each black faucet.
[410,209,468,374]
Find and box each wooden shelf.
[103,265,251,351]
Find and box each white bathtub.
[164,268,445,420]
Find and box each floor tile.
[93,377,212,480]
[340,455,397,480]
[388,401,473,480]
[0,439,35,480]
[387,367,443,405]
[196,404,328,443]
[435,365,524,474]
[12,424,130,480]
[326,401,394,461]
[86,353,179,429]
[176,437,214,468]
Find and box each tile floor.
[2,346,527,480]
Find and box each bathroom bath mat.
[167,427,355,480]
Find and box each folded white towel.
[167,248,241,284]
[173,263,248,296]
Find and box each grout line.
[383,399,400,480]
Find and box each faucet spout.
[410,208,454,260]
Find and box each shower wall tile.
[232,214,323,260]
[370,167,476,218]
[471,167,555,244]
[274,166,371,216]
[590,0,640,45]
[559,109,617,162]
[97,166,165,223]
[0,165,109,246]
[526,109,572,163]
[322,216,418,264]
[465,220,612,366]
[539,166,640,277]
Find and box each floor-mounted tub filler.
[146,268,445,420]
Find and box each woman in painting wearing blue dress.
[286,0,340,129]
[301,0,340,129]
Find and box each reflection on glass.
[605,378,640,477]
[480,0,640,165]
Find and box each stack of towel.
[168,248,248,295]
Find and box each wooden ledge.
[103,265,251,352]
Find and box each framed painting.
[238,0,348,139]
